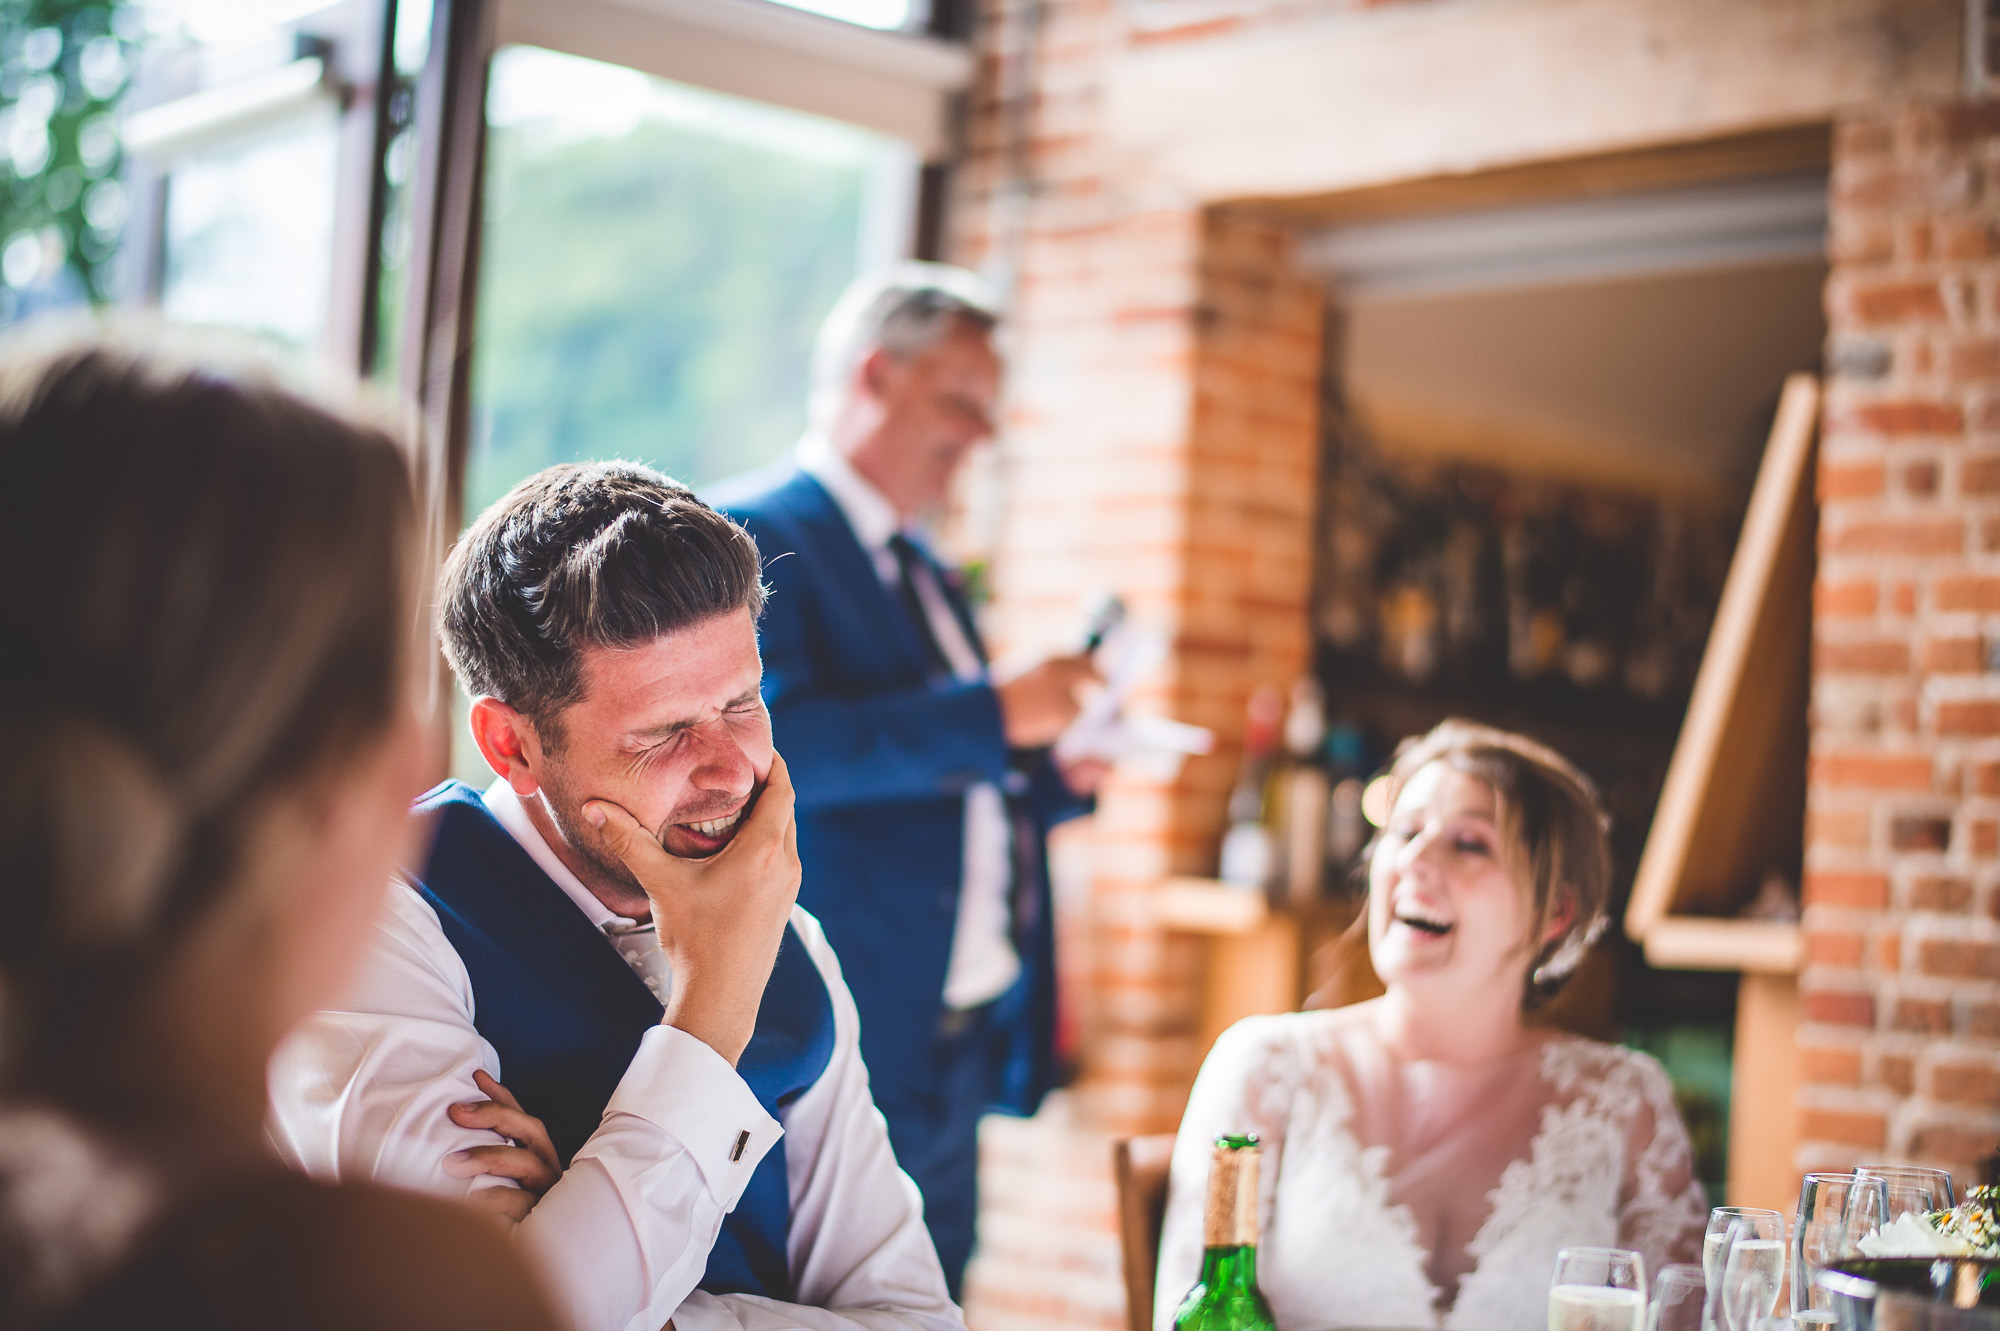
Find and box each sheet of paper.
[1054,621,1212,779]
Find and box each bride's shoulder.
[1534,1032,1678,1104]
[1208,1001,1375,1070]
[1189,1006,1370,1128]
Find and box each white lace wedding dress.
[1154,1004,1706,1331]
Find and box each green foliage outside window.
[0,0,133,317]
[470,112,879,517]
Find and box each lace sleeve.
[1613,1049,1707,1276]
[1152,1016,1295,1331]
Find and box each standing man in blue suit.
[711,265,1103,1296]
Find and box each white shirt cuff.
[601,1024,782,1209]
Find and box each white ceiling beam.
[1301,173,1828,300]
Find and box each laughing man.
[268,463,959,1331]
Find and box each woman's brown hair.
[1375,718,1612,1009]
[0,326,418,1093]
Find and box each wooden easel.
[1625,372,1820,1212]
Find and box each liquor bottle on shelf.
[1217,687,1283,892]
[1172,1134,1278,1331]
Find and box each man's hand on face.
[583,755,801,1067]
[994,653,1098,749]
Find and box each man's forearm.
[511,1024,784,1331]
[516,1144,724,1331]
[671,1292,964,1331]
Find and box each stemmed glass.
[1841,1164,1956,1255]
[1793,1172,1855,1325]
[1704,1208,1786,1331]
[1857,1164,1954,1211]
[1551,1246,1648,1331]
[1649,1263,1706,1331]
[1720,1217,1788,1331]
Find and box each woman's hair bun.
[0,707,181,967]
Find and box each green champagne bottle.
[1173,1134,1278,1331]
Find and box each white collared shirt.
[794,435,1021,1011]
[268,781,959,1331]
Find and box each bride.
[1155,720,1704,1331]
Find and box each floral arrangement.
[1856,1186,1999,1259]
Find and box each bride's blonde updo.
[1375,719,1612,1009]
[0,325,418,1092]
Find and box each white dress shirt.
[268,780,959,1331]
[794,435,1020,1011]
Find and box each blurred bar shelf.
[1154,877,1271,935]
[1640,917,1802,975]
[1154,877,1302,1055]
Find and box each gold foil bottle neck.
[1202,1135,1260,1248]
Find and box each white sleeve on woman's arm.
[1153,1016,1290,1331]
[1612,1049,1707,1278]
[266,880,784,1331]
[671,907,964,1331]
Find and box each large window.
[94,6,944,785]
[117,0,363,354]
[467,45,914,517]
[449,44,915,783]
[158,111,339,346]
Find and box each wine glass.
[1551,1247,1647,1331]
[1719,1214,1788,1331]
[1854,1163,1955,1210]
[1649,1263,1706,1331]
[1841,1165,1951,1256]
[1793,1172,1855,1324]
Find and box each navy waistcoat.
[410,781,836,1299]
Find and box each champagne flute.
[1705,1207,1786,1323]
[1720,1214,1788,1331]
[1649,1263,1706,1331]
[1551,1246,1647,1331]
[1793,1172,1854,1324]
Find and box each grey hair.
[809,262,1001,427]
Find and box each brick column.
[948,0,1324,1133]
[946,0,1322,1321]
[1805,101,2000,1182]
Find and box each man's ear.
[856,346,902,403]
[468,697,542,797]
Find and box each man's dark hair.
[439,462,766,732]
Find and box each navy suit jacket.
[711,463,1085,1115]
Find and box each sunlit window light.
[763,0,915,30]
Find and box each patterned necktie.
[886,532,955,677]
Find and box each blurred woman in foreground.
[0,330,562,1330]
[1156,719,1704,1331]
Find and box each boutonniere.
[951,559,992,610]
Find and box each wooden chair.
[1114,1133,1178,1331]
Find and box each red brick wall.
[950,0,1323,1139]
[947,0,1323,1321]
[1804,101,2000,1184]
